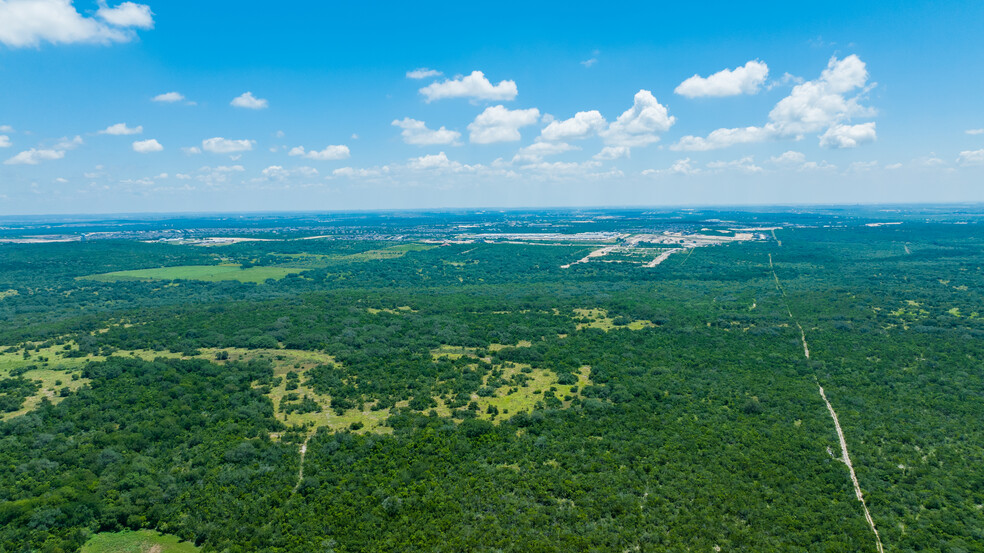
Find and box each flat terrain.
[80,531,199,553]
[81,264,304,283]
[1,208,982,553]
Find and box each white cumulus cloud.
[512,141,578,163]
[957,149,984,165]
[7,135,84,163]
[132,138,162,153]
[670,126,773,152]
[333,166,388,179]
[419,71,518,102]
[468,105,540,144]
[392,118,461,145]
[769,151,806,165]
[965,129,984,135]
[96,2,153,28]
[288,145,350,160]
[260,165,319,180]
[769,55,873,136]
[202,137,254,154]
[0,0,154,47]
[408,152,454,170]
[4,148,64,165]
[406,68,442,79]
[668,158,700,175]
[593,146,630,160]
[540,110,606,142]
[675,60,769,98]
[600,90,675,149]
[819,122,876,149]
[706,156,763,173]
[99,122,143,135]
[644,158,701,176]
[152,91,185,103]
[0,136,11,148]
[672,55,875,151]
[54,135,83,149]
[231,91,268,109]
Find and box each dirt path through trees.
[293,438,309,493]
[816,380,885,553]
[769,252,884,553]
[644,248,683,267]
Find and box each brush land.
[1,208,982,552]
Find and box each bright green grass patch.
[430,344,481,360]
[273,244,437,267]
[2,341,587,431]
[474,364,592,422]
[573,308,654,331]
[0,344,93,420]
[138,347,391,435]
[81,530,199,553]
[81,264,304,283]
[367,305,416,315]
[348,243,436,259]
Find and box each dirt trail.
[679,248,695,266]
[644,248,683,267]
[293,438,309,493]
[561,245,618,268]
[769,252,884,553]
[816,380,885,553]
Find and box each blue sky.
[1,0,983,214]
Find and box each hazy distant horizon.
[3,201,983,225]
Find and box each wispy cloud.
[406,68,442,79]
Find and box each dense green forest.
[1,209,982,552]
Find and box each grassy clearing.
[367,306,416,315]
[108,347,390,435]
[474,364,591,422]
[80,530,199,553]
[80,264,304,283]
[0,344,94,420]
[488,340,532,351]
[430,345,481,360]
[0,289,18,300]
[274,244,437,268]
[431,342,532,359]
[345,243,436,260]
[0,343,389,433]
[0,366,89,420]
[253,350,390,435]
[3,340,593,431]
[573,308,654,331]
